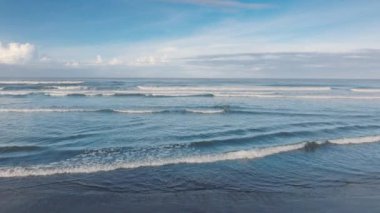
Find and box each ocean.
[1,78,380,212]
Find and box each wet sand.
[1,175,380,213]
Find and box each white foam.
[0,90,40,96]
[114,109,160,114]
[46,90,148,97]
[289,95,380,100]
[185,109,225,114]
[47,90,210,97]
[213,93,280,98]
[329,135,380,145]
[0,88,92,96]
[351,88,380,93]
[0,108,156,114]
[0,143,305,177]
[46,90,122,97]
[1,135,380,177]
[137,86,332,92]
[49,86,88,90]
[0,81,83,85]
[47,91,102,97]
[1,89,380,100]
[0,108,222,114]
[213,94,380,99]
[149,93,212,97]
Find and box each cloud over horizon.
[0,0,379,78]
[0,42,35,64]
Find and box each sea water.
[1,78,380,212]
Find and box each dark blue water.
[1,79,380,212]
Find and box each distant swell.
[0,91,216,97]
[0,135,379,177]
[0,108,227,114]
[1,91,380,99]
[0,108,369,117]
[0,109,91,113]
[0,145,43,153]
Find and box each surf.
[1,135,379,178]
[0,81,84,85]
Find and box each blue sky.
[0,0,379,78]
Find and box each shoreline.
[1,181,380,213]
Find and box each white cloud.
[133,55,169,66]
[95,55,103,64]
[108,58,122,65]
[9,0,378,79]
[0,42,35,64]
[39,56,51,62]
[65,61,80,67]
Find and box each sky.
[0,0,380,79]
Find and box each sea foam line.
[0,108,226,114]
[329,135,380,145]
[351,88,380,93]
[0,81,83,85]
[2,90,380,99]
[0,108,160,114]
[137,86,332,92]
[0,143,306,177]
[0,90,216,97]
[49,86,88,90]
[185,109,225,114]
[1,135,379,177]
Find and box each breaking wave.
[329,135,380,145]
[1,90,380,99]
[0,108,227,114]
[48,86,88,90]
[0,107,371,117]
[0,90,216,97]
[0,81,83,85]
[351,88,380,93]
[112,109,162,114]
[185,109,225,114]
[0,91,41,96]
[137,86,332,92]
[280,95,380,100]
[0,135,379,177]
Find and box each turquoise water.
[1,79,380,211]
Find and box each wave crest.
[1,135,379,177]
[137,86,332,92]
[351,88,380,93]
[0,81,83,85]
